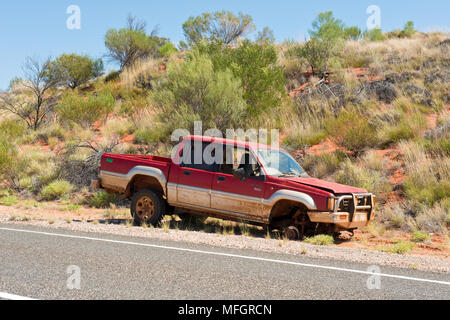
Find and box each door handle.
[184,170,191,176]
[218,176,226,182]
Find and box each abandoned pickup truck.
[92,135,376,240]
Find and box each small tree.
[151,52,246,136]
[0,57,61,130]
[301,38,332,75]
[309,11,345,42]
[199,40,285,118]
[256,27,275,44]
[364,28,385,41]
[300,11,346,75]
[402,21,416,38]
[158,43,178,58]
[48,54,103,89]
[344,26,362,40]
[56,89,115,128]
[183,11,255,46]
[105,14,166,70]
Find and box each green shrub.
[378,241,414,254]
[326,109,378,153]
[336,159,391,194]
[151,52,246,138]
[0,195,19,206]
[40,180,74,200]
[158,43,178,57]
[404,178,450,207]
[423,138,450,157]
[414,202,448,234]
[411,230,429,242]
[402,21,416,38]
[304,234,334,246]
[198,40,286,121]
[47,53,103,89]
[56,89,115,128]
[0,136,17,179]
[104,70,121,83]
[0,120,25,139]
[364,28,385,41]
[303,152,347,178]
[133,128,162,145]
[89,191,119,208]
[379,113,426,146]
[283,130,327,150]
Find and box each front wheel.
[131,189,165,226]
[282,226,301,241]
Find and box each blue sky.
[0,0,449,89]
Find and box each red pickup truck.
[92,135,375,240]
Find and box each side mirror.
[233,168,248,181]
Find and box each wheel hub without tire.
[284,226,300,240]
[136,196,155,221]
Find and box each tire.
[131,189,165,226]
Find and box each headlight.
[327,197,336,211]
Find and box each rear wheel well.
[127,175,164,197]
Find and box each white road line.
[1,226,449,287]
[0,292,36,300]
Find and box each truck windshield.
[257,149,308,178]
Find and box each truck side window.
[219,146,263,179]
[181,141,219,172]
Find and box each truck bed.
[99,153,173,178]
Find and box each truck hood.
[286,177,367,194]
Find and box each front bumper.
[308,211,375,229]
[308,193,376,230]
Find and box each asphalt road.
[0,224,449,300]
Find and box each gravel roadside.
[0,213,449,274]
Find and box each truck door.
[211,146,265,220]
[176,141,218,208]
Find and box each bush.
[402,21,416,38]
[158,43,178,57]
[47,53,103,89]
[336,159,391,195]
[423,138,450,157]
[364,28,385,41]
[302,152,347,178]
[411,230,429,242]
[304,234,334,246]
[378,241,414,254]
[283,123,327,150]
[40,180,74,200]
[0,136,17,180]
[133,128,161,145]
[89,191,119,208]
[0,120,25,139]
[326,109,378,153]
[56,89,115,128]
[104,70,121,83]
[414,202,448,234]
[0,195,19,206]
[105,15,167,69]
[198,40,285,120]
[151,52,246,137]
